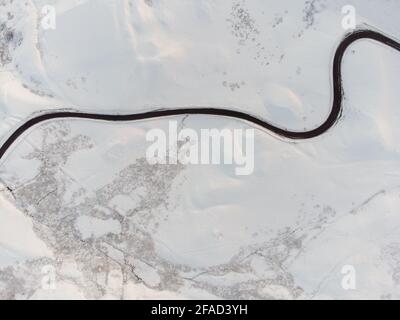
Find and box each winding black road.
[1,29,400,161]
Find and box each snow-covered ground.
[1,0,400,299]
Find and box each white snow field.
[1,0,400,299]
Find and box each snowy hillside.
[1,0,400,299]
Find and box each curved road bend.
[0,29,400,161]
